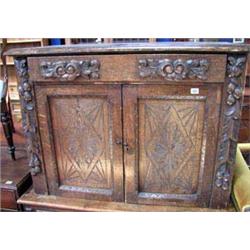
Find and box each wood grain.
[123,84,221,207]
[10,43,248,210]
[5,42,248,57]
[28,54,226,83]
[35,84,124,202]
[18,191,235,212]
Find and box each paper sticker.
[190,88,199,94]
[5,180,13,185]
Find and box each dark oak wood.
[239,54,250,143]
[210,55,247,208]
[123,84,221,207]
[4,42,249,57]
[8,43,248,210]
[28,54,226,83]
[34,84,123,201]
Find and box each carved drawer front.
[28,54,226,83]
[34,84,124,202]
[123,84,222,207]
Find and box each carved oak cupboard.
[6,43,248,211]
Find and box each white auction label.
[190,88,199,94]
[5,180,13,185]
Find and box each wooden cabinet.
[6,43,248,211]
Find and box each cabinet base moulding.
[18,191,235,212]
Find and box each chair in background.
[1,39,16,160]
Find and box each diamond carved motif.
[140,100,203,194]
[51,97,110,189]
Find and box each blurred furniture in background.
[63,38,192,45]
[238,54,250,143]
[1,39,15,160]
[0,39,48,121]
[232,143,250,212]
[238,54,250,166]
[0,80,15,160]
[0,148,31,211]
[0,120,31,211]
[0,39,43,211]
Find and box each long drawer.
[28,54,227,83]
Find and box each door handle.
[116,139,134,154]
[123,142,129,151]
[123,142,134,154]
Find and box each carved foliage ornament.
[138,58,209,81]
[40,59,100,81]
[215,55,246,191]
[14,58,41,176]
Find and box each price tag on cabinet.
[190,88,199,95]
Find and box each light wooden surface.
[18,191,235,212]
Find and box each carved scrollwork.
[138,58,209,81]
[14,58,41,176]
[215,55,246,191]
[40,59,100,81]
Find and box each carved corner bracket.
[215,55,246,191]
[14,58,41,176]
[138,58,209,81]
[40,59,100,81]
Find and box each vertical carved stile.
[214,55,246,194]
[14,57,41,176]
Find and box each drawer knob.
[40,59,100,81]
[138,58,209,81]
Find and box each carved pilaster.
[214,55,246,191]
[14,58,41,176]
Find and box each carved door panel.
[123,84,222,207]
[35,84,124,202]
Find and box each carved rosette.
[14,58,41,176]
[40,59,100,81]
[215,55,246,191]
[138,58,209,81]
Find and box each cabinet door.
[123,84,221,207]
[35,84,124,202]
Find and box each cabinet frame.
[10,43,248,209]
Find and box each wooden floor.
[0,120,31,211]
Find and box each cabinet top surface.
[5,42,249,57]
